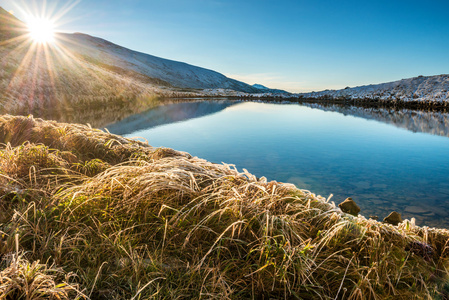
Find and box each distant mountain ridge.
[252,84,287,94]
[295,75,449,104]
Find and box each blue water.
[107,101,449,227]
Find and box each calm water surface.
[106,101,449,228]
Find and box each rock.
[383,211,402,225]
[369,215,378,220]
[338,197,360,216]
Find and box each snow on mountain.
[295,75,449,103]
[59,33,260,93]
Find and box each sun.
[26,17,55,44]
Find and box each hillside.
[295,74,449,105]
[1,114,449,299]
[0,7,262,116]
[60,33,260,93]
[0,7,25,40]
[0,27,171,115]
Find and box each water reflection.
[301,102,449,138]
[4,98,160,128]
[106,100,449,228]
[3,98,234,129]
[104,100,237,135]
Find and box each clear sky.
[1,0,448,92]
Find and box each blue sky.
[1,0,448,92]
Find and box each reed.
[0,114,448,299]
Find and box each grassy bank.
[0,114,449,299]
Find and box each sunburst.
[0,0,102,113]
[26,16,55,44]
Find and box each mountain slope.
[252,83,287,94]
[0,8,262,115]
[296,75,449,104]
[0,7,26,40]
[0,34,168,114]
[60,33,260,93]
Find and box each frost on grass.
[0,114,449,299]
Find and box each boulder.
[338,197,360,216]
[383,211,402,225]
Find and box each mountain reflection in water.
[302,102,449,138]
[104,101,237,135]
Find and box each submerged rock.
[338,197,360,216]
[404,205,430,214]
[383,211,402,225]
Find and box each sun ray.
[26,16,55,43]
[1,0,80,113]
[52,0,81,24]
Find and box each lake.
[105,100,449,228]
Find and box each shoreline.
[177,94,449,111]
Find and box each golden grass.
[0,114,449,299]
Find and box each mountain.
[252,84,269,90]
[0,7,26,40]
[252,83,288,94]
[0,8,261,116]
[296,75,449,104]
[59,32,261,93]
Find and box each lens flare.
[26,17,55,43]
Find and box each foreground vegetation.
[0,114,449,299]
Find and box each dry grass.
[0,253,85,299]
[0,114,449,299]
